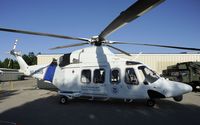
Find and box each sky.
[0,0,200,60]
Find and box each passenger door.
[80,66,107,97]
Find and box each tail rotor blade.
[13,39,18,50]
[8,58,11,68]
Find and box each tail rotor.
[6,39,19,68]
[13,39,18,50]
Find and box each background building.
[38,53,200,74]
[0,68,24,82]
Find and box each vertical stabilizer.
[14,53,30,75]
[9,40,30,76]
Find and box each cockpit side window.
[138,66,159,83]
[138,70,145,82]
[125,68,139,85]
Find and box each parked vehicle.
[162,62,200,91]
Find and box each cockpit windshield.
[138,66,159,83]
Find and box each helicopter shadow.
[95,46,111,68]
[0,90,19,102]
[0,94,200,125]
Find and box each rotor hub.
[90,36,104,46]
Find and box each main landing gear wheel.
[60,96,68,104]
[146,99,155,107]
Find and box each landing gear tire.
[60,96,68,104]
[173,95,183,102]
[146,99,155,107]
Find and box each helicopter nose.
[175,82,193,94]
[181,83,193,93]
[165,81,192,97]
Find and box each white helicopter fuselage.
[15,46,192,101]
[3,0,197,106]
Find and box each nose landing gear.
[173,95,183,102]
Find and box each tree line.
[0,52,38,69]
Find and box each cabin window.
[93,69,105,84]
[111,69,120,84]
[125,68,139,85]
[59,53,71,67]
[81,69,91,83]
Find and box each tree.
[3,58,10,68]
[0,60,3,68]
[13,60,20,69]
[22,54,31,65]
[22,52,37,65]
[28,52,37,65]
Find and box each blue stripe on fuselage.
[44,64,57,82]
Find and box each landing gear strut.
[146,99,155,107]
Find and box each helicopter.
[0,0,199,107]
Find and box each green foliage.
[0,60,3,68]
[22,52,37,65]
[0,52,37,69]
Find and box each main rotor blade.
[106,44,131,56]
[99,0,164,40]
[110,41,200,51]
[0,27,89,42]
[49,42,88,50]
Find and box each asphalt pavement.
[0,79,200,125]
